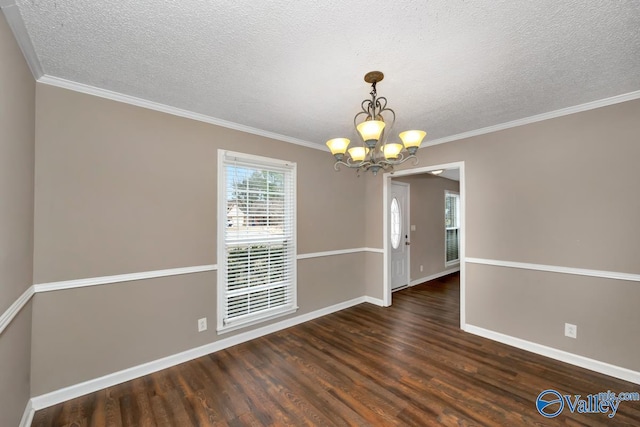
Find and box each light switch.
[410,225,416,231]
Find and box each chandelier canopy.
[326,71,426,175]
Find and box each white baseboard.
[363,296,384,307]
[464,324,640,385]
[19,399,34,427]
[30,296,369,410]
[410,267,460,287]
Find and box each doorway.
[383,161,466,329]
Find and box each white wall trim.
[466,257,640,282]
[18,399,34,427]
[424,89,640,148]
[37,75,327,152]
[464,324,640,385]
[297,247,383,260]
[0,286,34,335]
[2,247,385,336]
[409,267,460,287]
[363,247,384,254]
[34,264,218,293]
[1,2,44,79]
[363,296,384,307]
[34,79,640,156]
[30,295,368,410]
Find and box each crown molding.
[35,72,640,154]
[1,2,43,79]
[37,75,328,152]
[424,89,640,148]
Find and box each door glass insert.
[390,197,401,249]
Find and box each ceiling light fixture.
[326,71,426,176]
[431,169,444,175]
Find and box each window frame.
[445,190,460,267]
[217,149,297,334]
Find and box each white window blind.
[445,191,460,264]
[218,150,297,332]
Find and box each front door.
[390,181,410,290]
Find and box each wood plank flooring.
[31,273,640,426]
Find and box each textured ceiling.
[11,0,640,147]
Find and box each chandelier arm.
[377,101,396,130]
[376,97,387,115]
[378,154,419,168]
[347,158,371,168]
[354,109,371,129]
[360,99,373,116]
[333,159,372,171]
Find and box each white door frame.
[389,181,410,291]
[382,161,466,330]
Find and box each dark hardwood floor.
[32,273,640,426]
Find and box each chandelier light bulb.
[399,130,426,153]
[326,138,350,160]
[356,120,385,147]
[383,143,403,160]
[348,146,369,162]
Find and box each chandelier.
[326,71,426,175]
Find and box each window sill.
[217,306,298,335]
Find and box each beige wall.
[31,84,369,394]
[0,11,35,426]
[0,12,35,312]
[383,98,640,371]
[32,253,367,395]
[0,303,33,426]
[467,264,640,371]
[33,85,367,282]
[394,174,460,281]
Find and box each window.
[390,197,401,249]
[218,150,297,333]
[445,191,460,265]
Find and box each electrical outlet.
[564,323,577,339]
[420,265,423,272]
[198,317,207,332]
